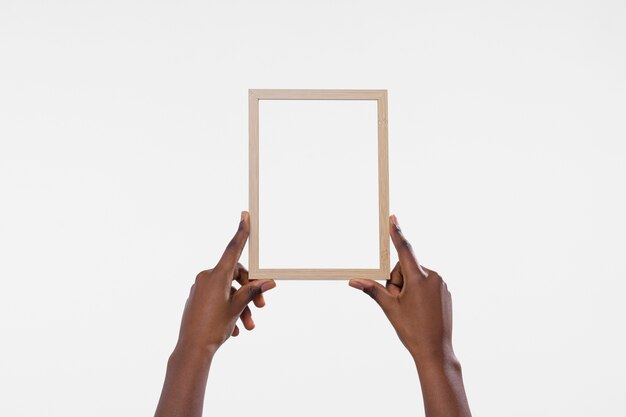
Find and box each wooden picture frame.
[248,89,390,280]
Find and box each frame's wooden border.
[249,89,390,280]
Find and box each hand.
[349,215,454,367]
[176,211,276,356]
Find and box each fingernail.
[261,280,276,292]
[390,214,399,227]
[349,280,364,290]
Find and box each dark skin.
[155,212,471,417]
[349,214,471,417]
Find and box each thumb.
[348,279,394,312]
[231,279,276,314]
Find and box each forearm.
[414,353,472,417]
[154,346,214,417]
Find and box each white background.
[259,99,380,269]
[1,1,625,416]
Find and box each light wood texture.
[250,89,386,100]
[248,90,260,274]
[377,91,391,278]
[248,89,390,280]
[252,269,387,280]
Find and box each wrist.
[410,345,460,373]
[169,342,216,369]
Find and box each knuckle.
[247,285,263,299]
[195,270,209,283]
[364,285,378,301]
[236,263,248,277]
[429,275,442,285]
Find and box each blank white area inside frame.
[258,99,380,270]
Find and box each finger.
[235,263,265,308]
[231,279,276,314]
[389,215,425,279]
[229,285,238,304]
[215,211,250,273]
[387,262,403,297]
[232,324,240,337]
[240,305,255,330]
[348,279,394,312]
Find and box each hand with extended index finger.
[155,211,277,417]
[348,215,472,417]
[175,211,276,356]
[348,215,455,368]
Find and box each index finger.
[389,215,424,278]
[215,211,250,272]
